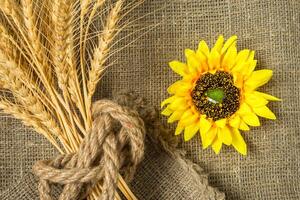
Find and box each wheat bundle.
[0,0,143,199]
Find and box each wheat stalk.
[0,51,72,152]
[2,2,80,152]
[0,0,142,199]
[0,24,57,113]
[0,25,18,60]
[51,0,74,92]
[2,1,77,142]
[0,0,23,28]
[21,0,51,80]
[86,0,124,127]
[51,0,88,134]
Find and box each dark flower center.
[191,71,240,121]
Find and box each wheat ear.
[0,25,18,60]
[51,0,74,91]
[86,0,124,127]
[0,0,23,28]
[0,50,73,151]
[0,0,141,199]
[49,0,86,147]
[82,0,106,64]
[0,25,72,151]
[51,0,87,136]
[21,0,51,79]
[77,0,94,128]
[0,24,55,111]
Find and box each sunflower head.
[161,35,280,155]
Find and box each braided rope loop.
[33,100,146,200]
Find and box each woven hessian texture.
[0,0,299,200]
[94,0,300,199]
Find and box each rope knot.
[33,99,146,200]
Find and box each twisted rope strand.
[33,99,146,200]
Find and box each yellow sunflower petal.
[167,80,182,94]
[181,109,193,120]
[175,84,192,97]
[199,131,206,146]
[196,51,209,71]
[168,97,186,110]
[222,44,237,69]
[167,80,193,96]
[248,50,255,61]
[245,59,257,78]
[215,118,227,128]
[231,128,247,155]
[253,91,281,101]
[242,112,260,127]
[175,120,185,135]
[236,49,250,64]
[161,107,173,116]
[211,137,222,154]
[197,40,210,57]
[218,126,232,145]
[231,49,250,72]
[208,49,221,70]
[181,113,199,127]
[199,115,212,134]
[221,35,238,55]
[169,61,188,76]
[202,127,217,149]
[229,115,241,128]
[242,51,256,76]
[239,119,250,131]
[161,96,176,108]
[168,109,184,123]
[184,122,200,141]
[232,62,248,74]
[245,70,273,90]
[234,72,247,89]
[238,103,252,115]
[185,49,200,73]
[185,48,194,57]
[253,106,276,120]
[212,35,224,53]
[244,92,269,108]
[180,109,199,126]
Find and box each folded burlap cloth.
[0,92,224,200]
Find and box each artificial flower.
[161,35,280,155]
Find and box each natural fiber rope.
[32,99,146,200]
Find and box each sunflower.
[161,35,280,155]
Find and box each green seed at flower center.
[205,88,225,103]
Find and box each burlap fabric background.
[1,0,299,199]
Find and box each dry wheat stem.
[21,0,49,78]
[0,54,71,154]
[2,2,77,145]
[0,0,142,199]
[53,0,88,131]
[0,0,23,29]
[82,0,106,85]
[51,0,73,90]
[0,26,57,118]
[79,0,95,129]
[86,0,124,128]
[0,52,69,150]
